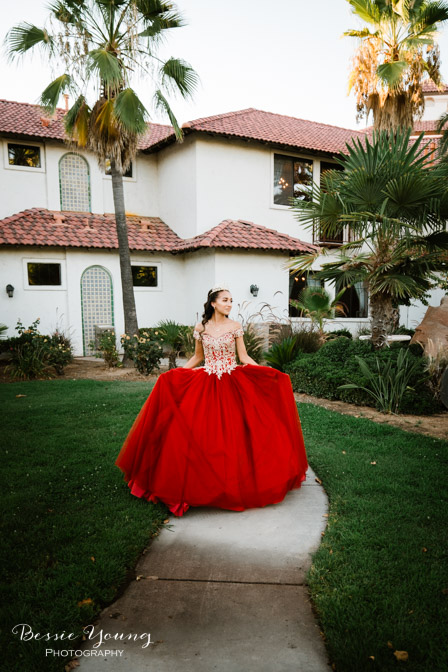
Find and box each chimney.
[52,213,66,226]
[63,94,69,112]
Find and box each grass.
[300,403,448,672]
[0,379,168,672]
[1,380,447,672]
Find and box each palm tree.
[437,111,448,157]
[6,0,198,364]
[344,0,448,130]
[287,129,448,349]
[289,286,347,341]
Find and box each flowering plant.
[120,330,163,375]
[6,319,73,379]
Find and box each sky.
[1,0,448,131]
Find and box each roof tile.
[0,209,317,255]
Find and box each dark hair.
[201,289,230,329]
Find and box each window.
[273,154,313,205]
[59,153,91,212]
[289,270,323,317]
[336,280,368,318]
[132,265,158,287]
[105,158,133,178]
[27,262,61,286]
[8,143,41,168]
[314,161,345,246]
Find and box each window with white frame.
[7,142,43,169]
[24,259,65,290]
[59,153,91,212]
[131,264,159,288]
[273,154,313,205]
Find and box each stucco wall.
[157,135,197,239]
[0,247,186,356]
[0,137,159,219]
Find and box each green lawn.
[1,379,168,672]
[301,405,448,672]
[1,379,447,672]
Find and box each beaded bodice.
[193,327,244,379]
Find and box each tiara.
[210,283,230,293]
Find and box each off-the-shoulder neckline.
[195,327,242,340]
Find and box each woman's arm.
[235,323,259,365]
[183,324,204,369]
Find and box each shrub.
[292,327,323,353]
[285,337,442,414]
[155,320,184,369]
[6,319,73,379]
[90,330,121,368]
[325,328,353,340]
[46,331,74,374]
[121,332,163,375]
[264,337,301,372]
[339,349,423,414]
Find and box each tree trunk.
[110,158,139,367]
[369,291,395,349]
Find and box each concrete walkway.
[76,466,330,671]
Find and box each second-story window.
[105,158,133,178]
[273,154,313,206]
[8,143,41,168]
[59,153,91,212]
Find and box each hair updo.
[200,289,230,329]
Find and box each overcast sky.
[1,0,448,131]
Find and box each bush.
[264,337,302,372]
[6,319,73,379]
[339,349,423,414]
[90,330,121,368]
[285,337,443,415]
[325,328,353,340]
[121,331,163,375]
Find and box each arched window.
[59,153,91,212]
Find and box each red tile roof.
[0,209,316,254]
[412,120,442,134]
[147,108,366,155]
[0,209,181,251]
[0,99,367,156]
[422,80,448,94]
[172,219,317,254]
[0,99,172,149]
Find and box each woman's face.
[212,290,233,316]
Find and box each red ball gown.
[115,326,308,516]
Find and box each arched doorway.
[80,265,114,355]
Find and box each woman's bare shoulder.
[194,322,205,332]
[230,320,243,329]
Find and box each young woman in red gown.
[115,285,308,516]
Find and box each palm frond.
[160,57,199,98]
[114,89,148,135]
[153,89,183,141]
[87,48,123,89]
[64,95,91,146]
[376,60,409,88]
[40,74,72,114]
[347,0,384,24]
[5,23,53,60]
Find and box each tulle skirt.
[115,364,308,516]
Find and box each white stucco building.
[0,92,446,356]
